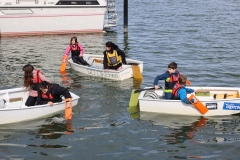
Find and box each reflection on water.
[139,111,240,145]
[0,116,74,142]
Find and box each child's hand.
[65,102,71,109]
[155,85,160,90]
[48,101,53,106]
[193,99,198,104]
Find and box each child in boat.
[64,36,90,66]
[22,64,50,106]
[103,41,127,70]
[153,62,180,99]
[172,75,198,104]
[37,81,72,108]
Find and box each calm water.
[1,0,240,159]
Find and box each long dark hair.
[105,41,118,53]
[22,64,34,88]
[70,36,78,45]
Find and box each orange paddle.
[60,55,68,72]
[65,98,72,120]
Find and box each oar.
[188,94,208,115]
[60,55,68,72]
[132,64,143,80]
[134,86,162,93]
[65,98,72,120]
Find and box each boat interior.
[142,88,240,101]
[0,90,28,109]
[83,57,135,71]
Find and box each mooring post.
[124,0,128,33]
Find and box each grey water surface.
[0,0,240,159]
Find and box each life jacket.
[31,70,42,91]
[41,93,54,100]
[164,71,180,93]
[106,50,122,66]
[171,83,186,100]
[32,70,42,84]
[41,85,54,100]
[70,43,81,57]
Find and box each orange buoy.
[64,98,72,120]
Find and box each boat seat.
[5,101,23,108]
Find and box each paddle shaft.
[134,86,162,93]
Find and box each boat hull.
[68,54,144,81]
[0,87,80,125]
[0,0,108,36]
[139,87,240,116]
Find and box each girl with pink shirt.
[64,36,89,66]
[22,64,50,106]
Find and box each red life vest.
[165,71,180,90]
[41,93,54,100]
[172,83,186,100]
[32,70,42,84]
[70,43,81,57]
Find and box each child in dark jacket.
[37,81,72,107]
[153,62,180,99]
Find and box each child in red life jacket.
[153,62,180,99]
[172,75,198,104]
[22,64,50,106]
[64,36,90,66]
[37,81,72,108]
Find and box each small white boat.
[68,54,144,81]
[0,87,80,125]
[138,86,240,116]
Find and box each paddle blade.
[129,90,140,107]
[132,65,143,80]
[186,80,191,86]
[188,94,208,115]
[65,98,72,120]
[60,55,68,72]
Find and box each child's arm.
[178,89,191,104]
[153,72,169,86]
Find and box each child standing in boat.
[103,41,127,70]
[22,64,50,106]
[64,36,90,66]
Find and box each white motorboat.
[68,53,144,81]
[0,0,117,36]
[137,86,240,116]
[0,87,80,125]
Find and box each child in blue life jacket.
[172,75,198,104]
[153,62,180,99]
